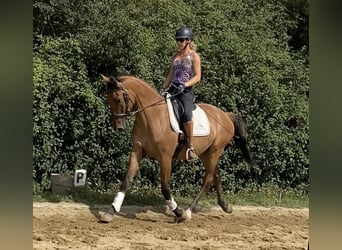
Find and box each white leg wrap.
[184,208,192,220]
[112,192,125,212]
[166,197,178,211]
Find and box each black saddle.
[170,96,196,127]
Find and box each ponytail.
[189,41,197,51]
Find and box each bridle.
[107,84,138,120]
[107,81,165,121]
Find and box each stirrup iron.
[186,147,198,161]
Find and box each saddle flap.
[165,94,210,136]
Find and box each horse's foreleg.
[160,159,183,219]
[100,148,142,223]
[112,151,141,212]
[213,167,233,213]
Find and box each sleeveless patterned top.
[172,51,194,85]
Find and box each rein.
[108,77,183,120]
[109,85,171,120]
[111,98,165,119]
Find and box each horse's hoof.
[99,212,114,223]
[174,216,185,223]
[224,204,233,213]
[175,208,192,223]
[219,201,233,213]
[172,206,184,218]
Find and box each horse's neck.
[135,103,168,132]
[126,79,166,127]
[127,80,161,108]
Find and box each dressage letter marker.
[74,169,87,187]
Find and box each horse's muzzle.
[112,118,127,131]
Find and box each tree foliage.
[33,0,309,193]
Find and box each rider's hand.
[177,84,185,92]
[159,87,166,96]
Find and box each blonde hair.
[176,41,197,53]
[189,41,197,51]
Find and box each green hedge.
[33,0,309,194]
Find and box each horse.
[99,74,254,223]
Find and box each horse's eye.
[112,93,121,105]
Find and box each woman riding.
[159,27,202,160]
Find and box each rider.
[160,27,202,160]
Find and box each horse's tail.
[226,112,254,165]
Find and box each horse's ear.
[100,74,122,88]
[100,74,111,83]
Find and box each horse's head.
[101,74,135,131]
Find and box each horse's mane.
[117,75,157,92]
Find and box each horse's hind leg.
[178,153,220,222]
[213,167,233,213]
[179,172,214,222]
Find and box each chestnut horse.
[99,74,253,222]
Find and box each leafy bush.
[33,37,131,191]
[33,0,309,194]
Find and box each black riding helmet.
[175,27,193,40]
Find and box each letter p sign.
[74,169,87,187]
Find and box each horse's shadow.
[88,203,210,224]
[88,204,176,223]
